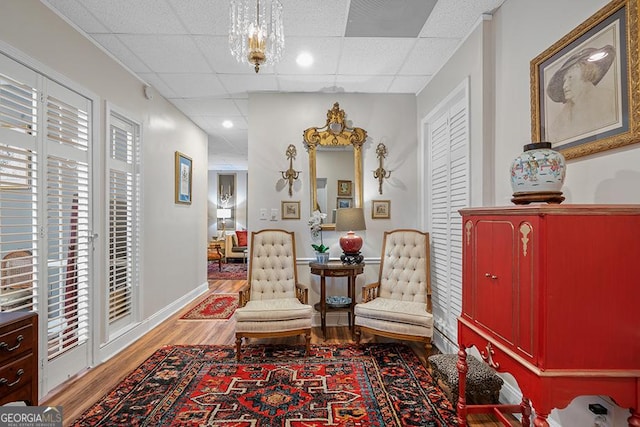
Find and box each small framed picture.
[281,201,300,220]
[372,200,390,219]
[337,180,352,197]
[336,197,353,209]
[175,151,192,205]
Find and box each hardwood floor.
[42,278,515,426]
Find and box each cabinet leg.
[456,345,469,426]
[628,410,640,427]
[520,397,532,427]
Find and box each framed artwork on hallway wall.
[281,201,300,219]
[371,200,390,219]
[530,0,640,160]
[175,151,192,205]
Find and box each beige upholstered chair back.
[248,230,298,301]
[378,230,431,305]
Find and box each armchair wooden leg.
[425,339,432,356]
[304,330,311,356]
[354,326,361,344]
[235,335,242,360]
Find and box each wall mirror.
[303,102,367,229]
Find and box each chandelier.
[229,0,284,73]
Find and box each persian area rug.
[179,293,238,320]
[208,261,247,280]
[70,344,457,426]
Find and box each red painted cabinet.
[457,205,640,427]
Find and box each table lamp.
[335,207,366,264]
[217,208,232,234]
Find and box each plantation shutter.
[428,90,469,343]
[107,109,139,333]
[45,81,91,360]
[0,60,39,312]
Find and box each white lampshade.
[217,208,232,220]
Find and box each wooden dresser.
[457,205,640,426]
[0,312,38,406]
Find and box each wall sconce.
[280,144,301,196]
[373,143,391,194]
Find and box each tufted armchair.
[234,229,312,359]
[354,229,433,353]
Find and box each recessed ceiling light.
[296,52,313,67]
[222,120,233,129]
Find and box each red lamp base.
[339,231,363,253]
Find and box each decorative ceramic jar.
[510,142,566,205]
[339,231,363,254]
[315,251,329,264]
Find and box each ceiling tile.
[43,0,110,33]
[157,73,227,98]
[277,74,337,92]
[388,75,433,93]
[217,74,279,97]
[90,34,151,73]
[337,38,415,75]
[400,37,461,75]
[167,0,229,36]
[281,0,349,37]
[119,34,211,73]
[346,0,437,37]
[274,37,341,75]
[421,0,505,38]
[74,0,187,34]
[334,75,395,93]
[169,98,243,116]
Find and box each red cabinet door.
[473,220,515,344]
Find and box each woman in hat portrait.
[546,44,618,143]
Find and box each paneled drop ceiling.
[41,0,506,170]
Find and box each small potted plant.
[309,210,329,263]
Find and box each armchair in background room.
[225,230,248,261]
[234,229,312,359]
[354,229,433,354]
[207,242,222,271]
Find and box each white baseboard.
[98,282,209,362]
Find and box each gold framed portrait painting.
[531,0,640,159]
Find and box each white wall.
[0,0,208,373]
[418,0,637,425]
[248,93,418,311]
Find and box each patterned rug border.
[70,343,458,426]
[179,293,238,320]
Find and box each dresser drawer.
[0,323,34,365]
[0,353,34,393]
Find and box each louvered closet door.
[43,79,92,387]
[428,94,469,343]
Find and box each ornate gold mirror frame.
[303,102,368,228]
